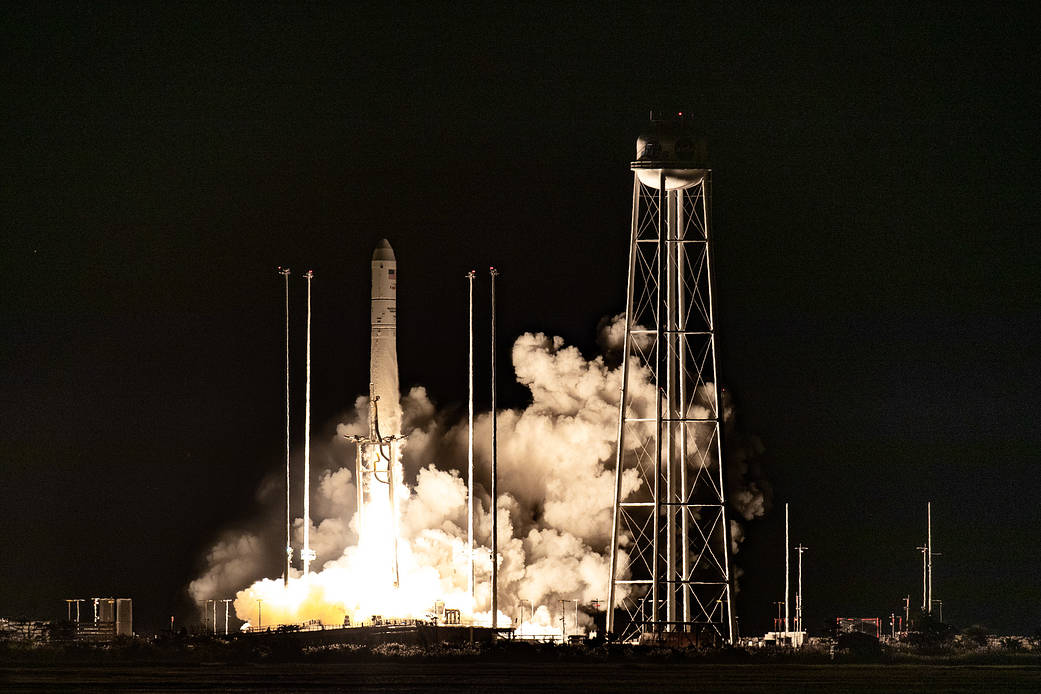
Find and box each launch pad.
[244,621,513,648]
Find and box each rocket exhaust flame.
[345,386,403,589]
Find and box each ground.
[3,663,1041,693]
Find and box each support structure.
[301,270,316,576]
[279,267,292,586]
[608,116,734,644]
[344,385,403,588]
[466,270,476,608]
[490,266,499,628]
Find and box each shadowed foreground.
[3,662,1041,693]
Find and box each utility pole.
[490,266,499,629]
[257,600,263,631]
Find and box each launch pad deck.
[246,623,514,647]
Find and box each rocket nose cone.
[372,238,395,261]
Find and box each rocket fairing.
[370,238,400,436]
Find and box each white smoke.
[189,316,768,633]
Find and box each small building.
[762,630,807,648]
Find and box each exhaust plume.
[189,316,769,634]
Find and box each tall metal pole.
[676,187,690,628]
[212,599,217,635]
[466,270,476,609]
[795,544,807,632]
[490,266,499,628]
[664,180,677,630]
[257,600,262,631]
[784,503,790,633]
[302,270,315,576]
[917,544,928,611]
[607,175,640,636]
[222,599,232,635]
[704,170,735,644]
[927,501,933,614]
[651,169,665,632]
[279,267,292,586]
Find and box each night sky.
[2,4,1038,636]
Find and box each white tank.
[633,115,708,190]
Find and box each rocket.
[370,238,400,435]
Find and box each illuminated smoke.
[189,317,769,634]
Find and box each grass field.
[3,662,1041,693]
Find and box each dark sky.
[2,3,1038,635]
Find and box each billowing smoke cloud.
[189,316,770,633]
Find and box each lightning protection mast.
[301,270,316,576]
[608,113,735,645]
[490,266,500,629]
[466,270,476,609]
[279,267,292,587]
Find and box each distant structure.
[61,597,132,641]
[836,616,881,640]
[763,504,806,647]
[607,113,735,645]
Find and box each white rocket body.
[370,239,401,435]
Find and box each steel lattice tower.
[607,115,735,644]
